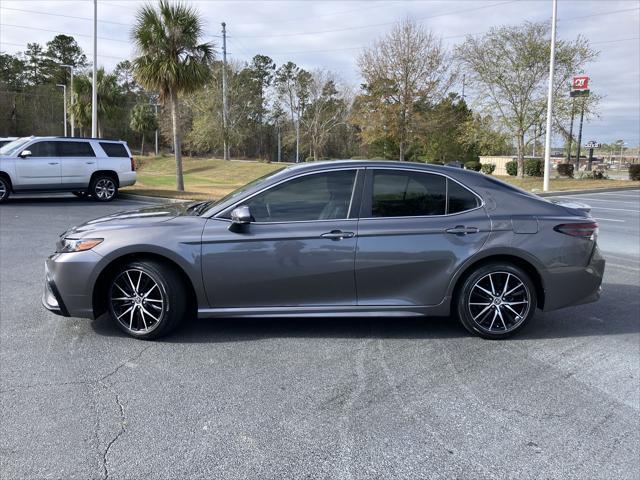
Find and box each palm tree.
[131,1,214,191]
[130,103,158,155]
[69,68,122,137]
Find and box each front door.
[201,169,361,309]
[14,140,61,189]
[355,168,491,306]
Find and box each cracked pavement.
[1,191,639,479]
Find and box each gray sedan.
[42,160,604,339]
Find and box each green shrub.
[557,163,574,178]
[350,156,367,160]
[464,160,482,171]
[629,164,640,181]
[428,160,445,165]
[524,159,543,177]
[481,163,496,175]
[506,160,518,176]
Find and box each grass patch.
[123,155,635,200]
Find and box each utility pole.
[91,0,98,138]
[532,124,536,157]
[566,98,575,163]
[542,0,557,192]
[154,103,159,156]
[461,73,466,99]
[575,99,585,171]
[56,84,67,136]
[61,64,74,137]
[221,22,229,160]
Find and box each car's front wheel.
[108,260,187,339]
[90,175,118,202]
[0,176,10,203]
[456,263,537,339]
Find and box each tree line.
[0,0,599,188]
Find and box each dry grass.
[123,155,636,200]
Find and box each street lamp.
[61,64,75,137]
[56,84,68,137]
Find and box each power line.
[1,23,131,44]
[1,41,128,61]
[0,6,130,26]
[232,1,517,38]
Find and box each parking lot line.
[557,197,640,205]
[594,217,625,222]
[586,206,640,212]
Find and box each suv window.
[28,141,58,157]
[58,141,95,157]
[242,170,356,222]
[447,179,480,213]
[371,171,446,217]
[100,142,129,158]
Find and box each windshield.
[199,167,287,214]
[0,137,31,156]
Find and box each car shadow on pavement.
[90,282,639,343]
[2,196,130,205]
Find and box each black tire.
[107,260,187,340]
[72,191,88,199]
[455,263,537,339]
[0,176,10,203]
[90,174,118,202]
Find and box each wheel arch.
[90,170,120,187]
[449,250,546,310]
[92,252,198,319]
[0,171,13,190]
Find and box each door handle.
[86,161,95,164]
[48,162,59,165]
[321,230,355,240]
[445,225,479,235]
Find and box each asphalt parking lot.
[1,189,639,480]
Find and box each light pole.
[61,64,74,137]
[56,84,68,137]
[542,0,558,192]
[91,0,98,138]
[153,103,159,156]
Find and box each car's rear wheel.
[108,260,187,339]
[90,175,118,202]
[0,176,10,203]
[456,263,536,339]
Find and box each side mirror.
[230,205,252,225]
[19,149,32,158]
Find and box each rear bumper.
[118,171,136,187]
[542,245,605,312]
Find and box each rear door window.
[370,170,447,217]
[447,179,480,213]
[57,141,95,157]
[100,142,129,158]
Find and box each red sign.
[572,76,589,91]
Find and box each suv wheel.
[90,175,117,202]
[456,263,537,339]
[0,176,10,203]
[108,260,187,339]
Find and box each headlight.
[58,238,103,253]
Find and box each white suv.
[0,136,136,202]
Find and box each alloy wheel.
[95,178,116,200]
[110,269,165,334]
[0,179,7,200]
[467,271,531,334]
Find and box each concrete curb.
[537,186,639,197]
[119,193,187,204]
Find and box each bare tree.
[301,70,351,161]
[456,22,597,177]
[356,18,454,161]
[275,62,311,163]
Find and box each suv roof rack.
[54,136,124,142]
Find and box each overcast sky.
[1,0,638,146]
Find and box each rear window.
[100,142,129,158]
[58,141,95,157]
[447,179,480,213]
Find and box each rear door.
[13,140,61,189]
[58,141,97,188]
[355,168,491,306]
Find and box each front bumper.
[543,244,605,312]
[42,251,103,319]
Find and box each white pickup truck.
[0,136,137,203]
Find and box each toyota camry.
[43,160,605,339]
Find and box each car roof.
[23,136,126,143]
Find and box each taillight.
[130,157,136,171]
[553,222,598,238]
